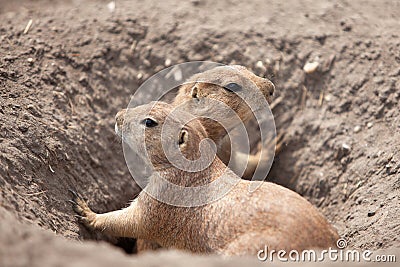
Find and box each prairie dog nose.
[115,109,127,135]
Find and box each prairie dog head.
[173,65,275,141]
[115,102,216,181]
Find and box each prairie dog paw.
[68,189,97,229]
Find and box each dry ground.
[0,0,399,265]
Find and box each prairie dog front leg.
[69,190,142,238]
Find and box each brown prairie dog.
[71,102,339,256]
[173,65,276,180]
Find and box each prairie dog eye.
[224,82,242,92]
[178,129,188,146]
[142,118,158,128]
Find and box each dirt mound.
[1,207,399,266]
[0,0,399,264]
[1,207,270,267]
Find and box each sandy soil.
[0,0,399,265]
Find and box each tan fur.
[71,102,339,256]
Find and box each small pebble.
[324,94,333,102]
[143,59,151,67]
[342,143,351,151]
[303,61,319,74]
[367,122,373,128]
[164,58,171,67]
[354,125,361,133]
[27,57,34,63]
[255,60,264,69]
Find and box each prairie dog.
[173,65,275,179]
[71,102,339,256]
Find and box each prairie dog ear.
[178,129,189,148]
[190,84,198,99]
